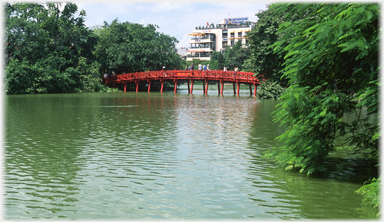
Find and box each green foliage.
[247,4,287,85]
[265,3,379,176]
[210,51,225,70]
[241,58,256,72]
[257,80,286,99]
[5,2,99,94]
[76,57,106,92]
[355,177,380,209]
[179,59,188,70]
[92,19,181,74]
[223,41,251,71]
[267,85,351,174]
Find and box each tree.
[210,51,225,70]
[247,5,285,83]
[241,58,255,72]
[264,3,379,208]
[256,80,286,99]
[5,2,100,94]
[92,19,181,74]
[247,4,304,85]
[223,41,251,71]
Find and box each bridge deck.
[103,70,261,96]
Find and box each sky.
[75,1,271,48]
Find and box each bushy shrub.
[257,80,285,99]
[355,176,380,210]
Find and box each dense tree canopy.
[92,19,181,75]
[247,5,285,83]
[223,41,251,71]
[5,2,100,93]
[210,51,225,70]
[263,3,379,207]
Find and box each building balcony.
[188,39,213,44]
[187,47,214,53]
[190,36,209,40]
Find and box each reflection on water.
[4,89,378,219]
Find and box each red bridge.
[103,70,262,97]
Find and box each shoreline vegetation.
[5,2,379,215]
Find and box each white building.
[177,47,188,59]
[186,17,255,61]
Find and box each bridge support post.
[135,81,139,93]
[160,81,164,93]
[254,84,257,97]
[249,84,252,96]
[190,80,194,94]
[148,81,151,93]
[217,81,220,95]
[205,80,209,94]
[187,80,190,94]
[237,82,240,96]
[124,83,127,92]
[202,81,206,94]
[221,81,224,95]
[233,83,236,95]
[174,80,177,94]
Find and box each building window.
[210,34,215,41]
[238,32,242,38]
[230,40,234,45]
[230,33,235,38]
[222,30,228,38]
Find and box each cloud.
[148,2,191,12]
[76,2,270,47]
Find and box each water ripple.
[4,92,378,219]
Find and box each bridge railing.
[104,70,260,83]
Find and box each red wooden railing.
[103,70,262,96]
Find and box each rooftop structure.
[186,17,255,61]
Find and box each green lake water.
[4,85,378,219]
